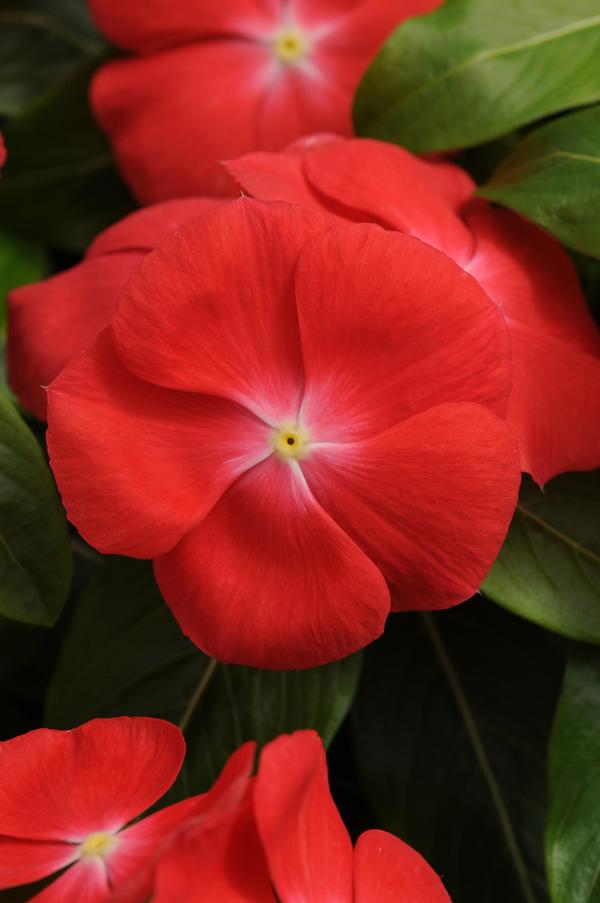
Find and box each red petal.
[109,743,257,903]
[302,139,474,263]
[106,797,202,890]
[28,860,110,903]
[465,202,600,355]
[354,830,451,903]
[89,0,280,52]
[47,330,271,558]
[152,800,275,903]
[87,198,224,258]
[111,199,334,424]
[0,838,78,889]
[7,253,142,420]
[91,42,273,200]
[154,454,390,669]
[254,730,353,903]
[302,403,519,611]
[294,224,511,441]
[0,718,183,842]
[226,147,328,206]
[508,325,600,484]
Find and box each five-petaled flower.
[87,0,440,201]
[46,199,519,669]
[0,717,214,901]
[112,730,452,903]
[228,135,600,485]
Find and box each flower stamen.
[273,423,310,460]
[79,831,119,860]
[272,28,308,64]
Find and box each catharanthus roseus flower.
[228,136,600,485]
[47,199,519,669]
[8,197,221,420]
[88,0,440,201]
[112,730,452,903]
[0,717,245,902]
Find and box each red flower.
[113,730,452,902]
[88,0,441,202]
[228,136,600,485]
[8,197,221,419]
[0,717,233,902]
[47,199,519,668]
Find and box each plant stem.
[178,658,219,734]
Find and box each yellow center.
[79,831,119,860]
[273,29,307,63]
[273,423,310,460]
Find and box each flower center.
[79,831,119,860]
[273,28,307,63]
[272,423,310,460]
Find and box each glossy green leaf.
[546,643,600,903]
[0,230,47,333]
[45,558,362,795]
[0,0,106,116]
[351,601,563,903]
[481,105,600,258]
[0,67,134,253]
[354,0,600,153]
[483,472,600,644]
[0,390,72,626]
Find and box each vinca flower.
[0,718,210,902]
[87,0,440,200]
[46,199,519,668]
[8,198,221,419]
[113,730,452,903]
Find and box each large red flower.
[113,730,452,902]
[0,717,255,902]
[47,199,519,668]
[88,0,440,201]
[228,136,600,485]
[8,197,221,419]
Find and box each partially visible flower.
[0,134,6,169]
[0,717,254,902]
[228,136,600,485]
[47,198,519,668]
[8,197,221,419]
[88,0,441,202]
[113,730,452,903]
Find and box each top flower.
[47,199,519,669]
[88,0,440,201]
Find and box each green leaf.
[351,601,563,903]
[0,66,135,253]
[46,558,362,795]
[0,390,72,626]
[354,0,600,153]
[546,644,600,903]
[0,0,106,117]
[483,472,600,644]
[0,230,47,333]
[481,105,600,259]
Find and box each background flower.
[228,136,600,484]
[7,198,221,420]
[87,0,441,200]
